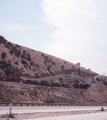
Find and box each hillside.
[0,36,97,78]
[0,35,107,105]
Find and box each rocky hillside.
[0,35,107,105]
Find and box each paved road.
[26,112,107,120]
[0,106,107,115]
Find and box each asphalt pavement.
[0,106,107,115]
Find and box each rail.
[0,102,106,106]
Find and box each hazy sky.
[0,0,107,75]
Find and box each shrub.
[41,53,44,57]
[23,50,26,54]
[21,67,23,71]
[21,52,31,61]
[52,61,56,65]
[21,59,28,66]
[0,64,5,69]
[24,64,28,68]
[44,61,46,65]
[77,62,80,66]
[26,53,31,61]
[30,61,34,65]
[34,73,39,78]
[36,64,39,68]
[14,50,21,57]
[101,107,104,111]
[21,54,24,58]
[7,113,15,118]
[16,44,20,48]
[8,60,11,63]
[45,99,54,103]
[47,65,52,70]
[59,78,63,80]
[1,52,7,59]
[44,56,49,59]
[9,49,14,55]
[29,66,31,69]
[0,83,3,87]
[0,61,11,69]
[61,65,64,69]
[5,44,10,49]
[15,61,18,65]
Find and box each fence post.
[10,102,12,115]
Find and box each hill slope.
[0,35,107,105]
[0,35,97,78]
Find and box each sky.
[0,0,107,75]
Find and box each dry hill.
[0,35,107,105]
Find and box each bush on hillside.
[21,59,28,66]
[61,65,64,69]
[77,62,80,66]
[9,49,14,55]
[52,61,56,65]
[41,53,44,57]
[47,65,52,70]
[15,61,18,65]
[30,61,35,65]
[1,52,7,59]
